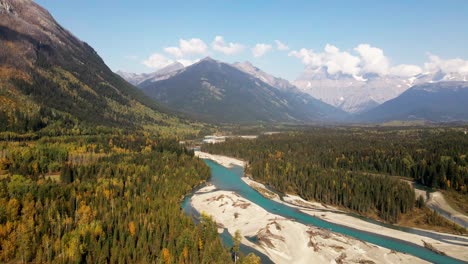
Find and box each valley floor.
[193,151,468,263]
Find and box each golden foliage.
[0,66,31,83]
[77,201,94,225]
[162,247,171,264]
[128,221,136,236]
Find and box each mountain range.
[359,82,468,122]
[1,0,467,131]
[119,59,468,124]
[134,57,345,123]
[294,66,468,113]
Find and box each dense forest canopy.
[203,127,468,223]
[0,133,238,263]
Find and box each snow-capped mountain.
[117,62,184,85]
[358,82,468,122]
[294,67,468,113]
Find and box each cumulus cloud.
[289,43,433,78]
[288,48,321,66]
[143,53,199,69]
[212,36,244,55]
[164,47,183,58]
[424,55,468,74]
[323,44,361,76]
[389,64,422,77]
[289,44,361,76]
[143,53,174,69]
[275,40,289,51]
[252,43,273,58]
[164,38,208,58]
[354,44,389,75]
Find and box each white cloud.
[143,53,199,69]
[177,58,200,67]
[164,47,183,58]
[143,53,174,69]
[289,43,443,78]
[275,40,289,51]
[389,64,422,77]
[289,44,361,76]
[354,44,389,75]
[252,43,273,58]
[212,36,244,55]
[424,54,468,74]
[323,44,361,76]
[288,48,322,66]
[164,38,208,58]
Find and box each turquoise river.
[182,159,467,264]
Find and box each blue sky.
[36,0,468,80]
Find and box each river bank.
[192,151,468,262]
[194,151,245,168]
[426,191,468,228]
[241,177,468,261]
[191,186,428,264]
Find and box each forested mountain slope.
[139,57,346,124]
[0,0,196,135]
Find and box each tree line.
[203,127,468,223]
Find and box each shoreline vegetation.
[202,129,468,230]
[193,151,468,263]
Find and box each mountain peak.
[156,61,184,74]
[201,56,216,62]
[239,61,255,67]
[117,61,185,85]
[233,61,258,72]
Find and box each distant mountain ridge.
[358,82,468,122]
[120,58,468,124]
[294,66,468,113]
[135,57,346,124]
[117,62,185,85]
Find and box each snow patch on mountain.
[117,62,185,86]
[294,66,468,113]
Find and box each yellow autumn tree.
[182,246,189,262]
[162,247,171,264]
[240,253,261,264]
[128,221,136,236]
